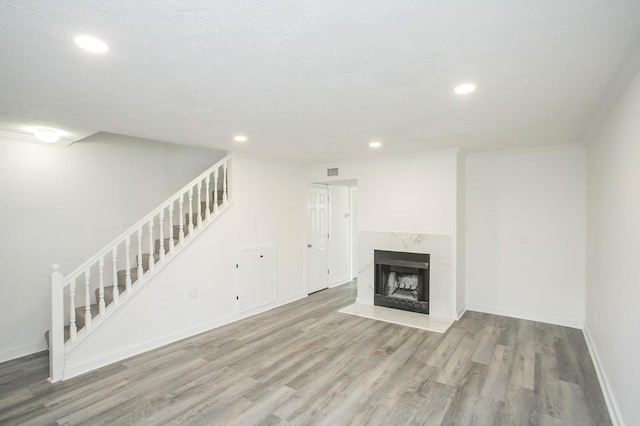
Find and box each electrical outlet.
[520,234,528,244]
[188,288,198,299]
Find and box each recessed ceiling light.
[454,83,476,95]
[233,135,248,142]
[74,35,109,54]
[369,141,382,148]
[34,128,61,144]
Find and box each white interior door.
[307,185,329,293]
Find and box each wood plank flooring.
[0,281,611,425]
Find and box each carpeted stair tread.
[185,213,204,226]
[137,252,160,269]
[116,267,148,287]
[98,285,127,306]
[183,191,225,226]
[45,326,71,346]
[155,238,178,254]
[74,304,100,330]
[172,225,189,237]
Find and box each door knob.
[307,244,313,248]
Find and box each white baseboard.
[465,303,584,329]
[0,341,48,363]
[329,278,353,288]
[62,292,308,381]
[456,306,467,320]
[583,326,624,426]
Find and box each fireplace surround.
[374,250,430,314]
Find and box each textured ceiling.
[1,1,640,162]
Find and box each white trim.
[62,292,307,381]
[466,143,584,159]
[583,326,624,426]
[456,307,467,321]
[465,303,583,329]
[329,278,352,288]
[349,187,358,280]
[0,341,48,363]
[312,147,461,171]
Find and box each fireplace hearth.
[374,250,429,314]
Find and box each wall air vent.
[327,168,339,177]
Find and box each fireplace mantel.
[357,231,455,319]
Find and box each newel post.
[49,264,64,382]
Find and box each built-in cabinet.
[237,245,277,313]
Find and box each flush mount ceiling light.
[74,35,109,54]
[233,135,248,142]
[34,128,61,144]
[369,141,382,148]
[454,83,477,95]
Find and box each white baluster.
[205,175,211,220]
[188,187,194,233]
[137,229,144,284]
[178,196,185,243]
[148,219,156,271]
[98,259,105,315]
[197,181,203,226]
[223,161,228,204]
[84,269,92,329]
[125,237,132,292]
[213,169,219,214]
[168,203,175,253]
[69,280,77,342]
[49,264,64,382]
[112,248,119,303]
[159,211,165,262]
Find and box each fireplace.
[374,250,430,314]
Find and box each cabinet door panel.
[259,247,277,306]
[238,249,259,313]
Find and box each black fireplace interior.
[374,250,430,314]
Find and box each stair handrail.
[49,153,232,381]
[61,154,231,283]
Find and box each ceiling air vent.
[327,168,339,177]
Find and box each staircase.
[47,155,233,382]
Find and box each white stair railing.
[48,155,232,382]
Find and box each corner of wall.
[582,326,624,426]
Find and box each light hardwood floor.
[0,281,610,425]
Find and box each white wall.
[465,146,586,328]
[585,70,640,426]
[309,152,459,235]
[64,155,306,377]
[328,185,351,286]
[309,152,461,318]
[0,133,225,362]
[356,155,458,234]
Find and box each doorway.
[306,185,329,293]
[306,181,358,294]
